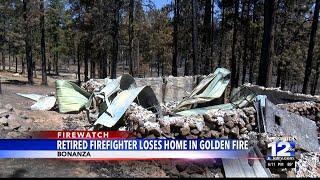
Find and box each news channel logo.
[267,141,295,158]
[266,138,296,168]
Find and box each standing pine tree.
[258,0,275,87]
[241,0,250,85]
[23,0,33,84]
[111,0,121,79]
[311,57,320,95]
[302,0,320,94]
[128,0,134,76]
[40,0,47,85]
[218,0,225,67]
[230,0,239,89]
[192,0,199,75]
[172,0,179,76]
[202,0,211,75]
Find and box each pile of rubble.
[0,103,33,138]
[278,101,320,145]
[278,102,320,128]
[160,101,180,114]
[159,159,224,178]
[81,79,103,93]
[296,152,320,178]
[121,103,257,140]
[9,68,320,177]
[243,84,320,103]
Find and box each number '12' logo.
[267,142,295,157]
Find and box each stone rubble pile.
[160,101,180,114]
[295,152,320,178]
[0,103,33,138]
[122,103,257,139]
[278,101,320,144]
[159,159,224,178]
[277,102,320,129]
[202,107,256,139]
[81,79,103,93]
[244,83,320,100]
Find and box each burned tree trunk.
[55,52,59,76]
[185,56,189,76]
[111,0,121,79]
[218,4,225,67]
[192,0,199,75]
[1,52,4,70]
[15,57,17,73]
[172,0,179,76]
[249,0,257,84]
[91,60,96,79]
[276,65,281,87]
[40,0,47,85]
[77,44,81,85]
[202,0,211,75]
[23,0,33,84]
[230,0,239,89]
[241,0,250,85]
[84,42,89,81]
[2,16,5,71]
[102,50,107,78]
[8,43,11,71]
[311,57,320,95]
[128,0,134,76]
[302,0,320,94]
[281,71,286,90]
[211,0,215,71]
[257,0,275,87]
[22,56,25,74]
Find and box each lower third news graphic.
[266,137,296,168]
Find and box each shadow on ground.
[2,80,28,85]
[8,169,28,178]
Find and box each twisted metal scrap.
[55,74,161,128]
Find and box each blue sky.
[152,0,220,16]
[153,0,171,9]
[145,0,221,20]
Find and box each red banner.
[32,131,133,139]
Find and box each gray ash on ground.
[295,152,320,178]
[62,112,92,130]
[272,152,320,178]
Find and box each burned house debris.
[13,67,320,177]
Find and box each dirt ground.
[0,71,223,178]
